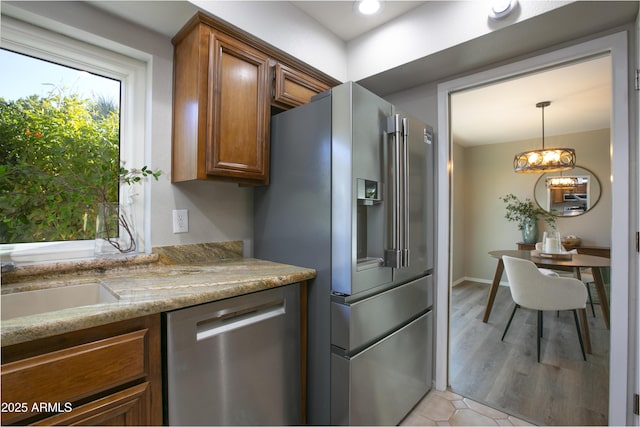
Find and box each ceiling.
[86,1,625,147]
[289,1,426,41]
[87,1,200,38]
[87,1,426,42]
[451,55,612,147]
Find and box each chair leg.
[540,311,544,338]
[537,310,542,363]
[572,310,587,361]
[585,283,596,317]
[501,304,519,341]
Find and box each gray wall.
[453,128,611,283]
[452,142,467,283]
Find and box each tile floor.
[400,389,534,426]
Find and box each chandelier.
[546,176,578,189]
[513,101,576,174]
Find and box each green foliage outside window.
[0,90,120,243]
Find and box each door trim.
[435,31,633,425]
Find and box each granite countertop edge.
[1,243,316,347]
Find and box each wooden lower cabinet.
[1,315,161,426]
[33,382,152,426]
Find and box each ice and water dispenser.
[356,178,385,270]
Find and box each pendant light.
[546,176,579,189]
[513,101,576,174]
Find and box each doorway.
[447,55,612,425]
[434,31,632,426]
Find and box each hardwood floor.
[449,281,609,426]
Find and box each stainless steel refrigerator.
[254,82,434,425]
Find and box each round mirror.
[534,166,601,217]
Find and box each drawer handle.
[196,300,285,341]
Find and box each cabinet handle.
[385,114,411,269]
[401,117,410,268]
[196,299,285,341]
[385,114,402,268]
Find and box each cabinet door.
[207,31,271,184]
[1,315,162,426]
[1,329,147,425]
[273,63,330,109]
[32,383,151,426]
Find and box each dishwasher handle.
[196,299,286,341]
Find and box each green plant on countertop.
[96,165,161,254]
[500,193,556,230]
[109,164,162,203]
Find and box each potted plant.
[94,165,161,256]
[500,193,556,244]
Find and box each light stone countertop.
[1,243,316,347]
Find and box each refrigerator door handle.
[385,114,403,269]
[401,117,410,268]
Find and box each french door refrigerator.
[254,82,434,425]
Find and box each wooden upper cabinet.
[207,32,270,183]
[172,13,340,185]
[172,22,270,185]
[272,63,330,109]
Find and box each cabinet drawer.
[1,329,147,423]
[331,275,433,352]
[273,63,330,109]
[331,311,433,425]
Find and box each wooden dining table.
[483,250,610,354]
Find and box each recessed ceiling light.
[489,0,518,20]
[357,0,381,15]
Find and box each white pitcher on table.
[542,231,562,253]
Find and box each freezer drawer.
[331,274,433,352]
[331,311,433,425]
[164,285,301,426]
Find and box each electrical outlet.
[173,209,189,233]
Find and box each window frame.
[0,16,149,264]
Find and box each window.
[1,48,122,243]
[0,16,148,263]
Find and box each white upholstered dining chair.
[500,255,588,362]
[534,242,596,316]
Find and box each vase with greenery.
[94,165,161,256]
[500,193,556,244]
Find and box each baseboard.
[452,276,509,287]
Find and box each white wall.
[190,0,348,82]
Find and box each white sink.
[1,283,119,320]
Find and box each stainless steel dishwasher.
[164,284,301,426]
